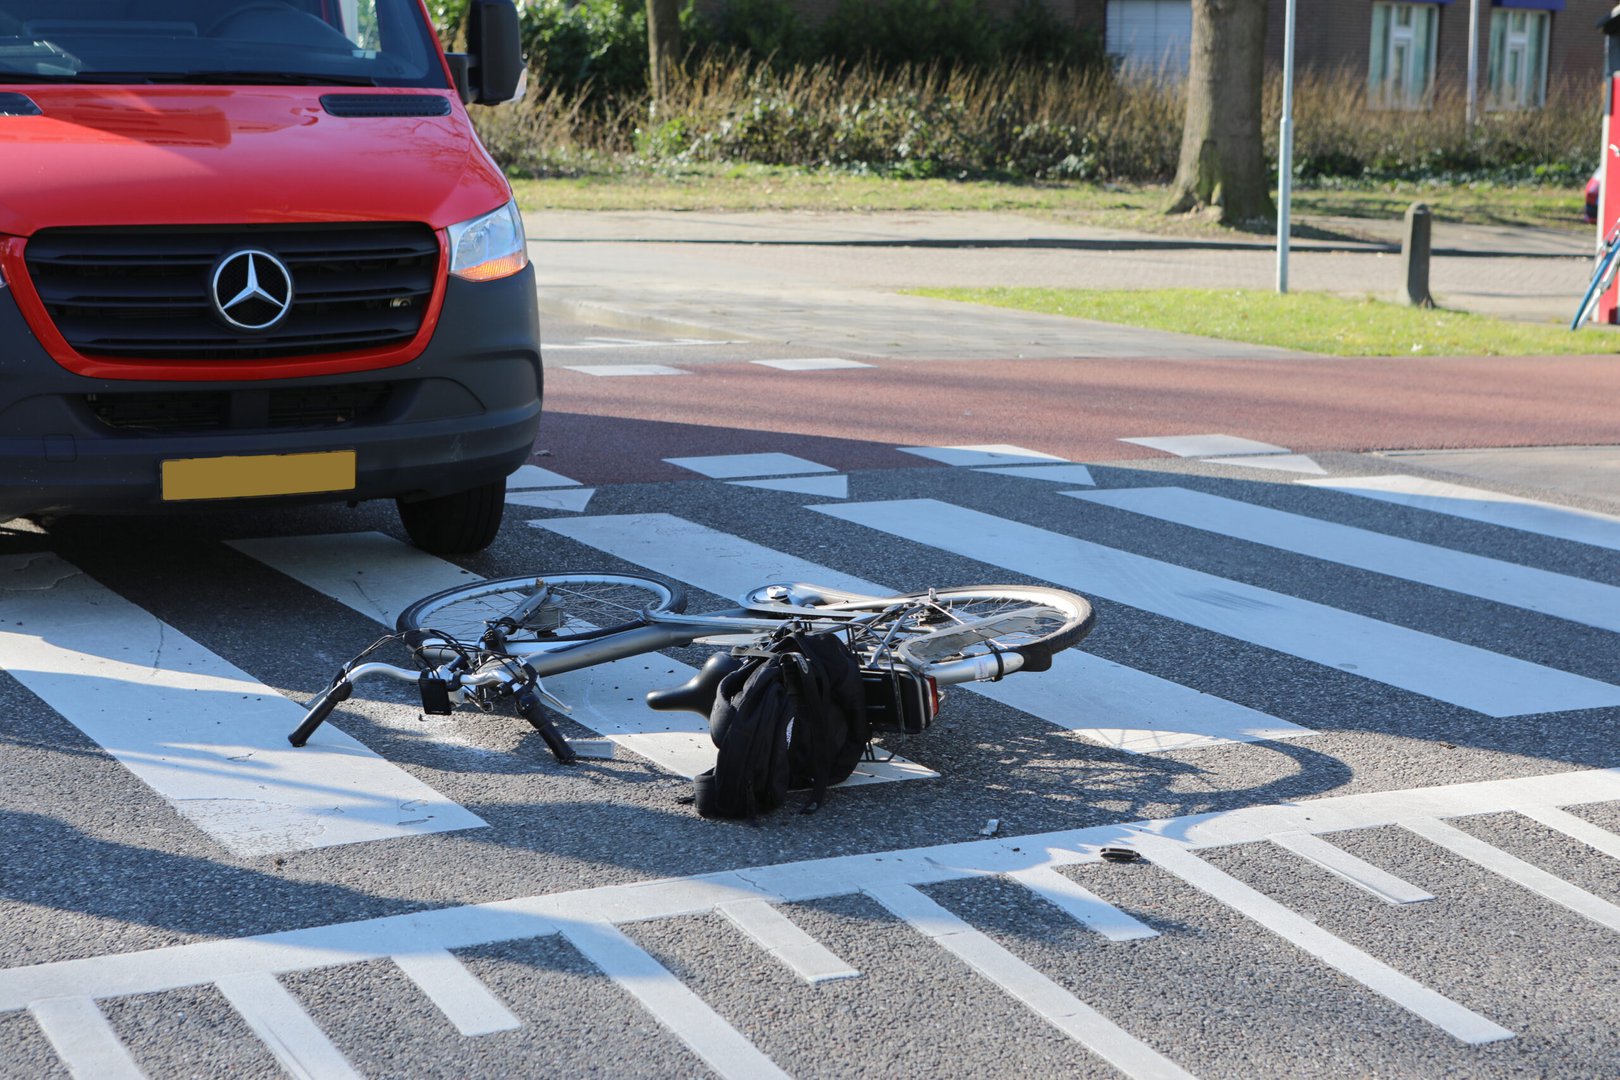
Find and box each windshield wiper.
[0,71,148,83]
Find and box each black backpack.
[693,629,871,820]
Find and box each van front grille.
[26,224,439,361]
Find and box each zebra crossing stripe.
[1127,835,1514,1046]
[534,513,1309,752]
[898,444,1067,467]
[391,950,521,1036]
[1068,486,1620,633]
[215,972,362,1080]
[27,997,145,1080]
[0,552,485,856]
[1121,434,1290,458]
[558,918,791,1080]
[1515,805,1620,860]
[1005,867,1159,941]
[1300,474,1620,553]
[812,499,1620,718]
[716,900,860,984]
[1401,817,1620,934]
[1268,832,1435,905]
[233,533,931,784]
[227,533,479,626]
[865,884,1195,1080]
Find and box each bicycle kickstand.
[513,687,579,765]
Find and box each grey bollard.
[1399,202,1435,308]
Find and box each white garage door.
[1106,0,1193,77]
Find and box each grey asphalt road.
[4,303,1620,1078]
[3,317,1620,1075]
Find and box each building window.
[1488,9,1549,109]
[1369,2,1439,108]
[1105,0,1193,78]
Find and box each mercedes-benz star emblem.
[211,249,293,332]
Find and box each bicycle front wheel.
[755,584,1095,676]
[396,572,687,645]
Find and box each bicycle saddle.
[645,652,746,716]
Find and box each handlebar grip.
[288,678,354,747]
[514,688,578,765]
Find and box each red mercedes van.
[0,0,539,552]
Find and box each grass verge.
[513,168,1586,234]
[907,287,1615,357]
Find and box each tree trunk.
[646,0,682,104]
[1166,0,1274,226]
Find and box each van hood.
[0,86,509,237]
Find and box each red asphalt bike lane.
[536,353,1620,485]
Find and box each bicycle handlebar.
[288,678,353,747]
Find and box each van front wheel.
[396,477,506,554]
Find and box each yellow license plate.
[161,450,356,501]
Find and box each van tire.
[396,477,506,554]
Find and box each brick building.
[1084,0,1612,106]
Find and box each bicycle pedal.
[566,738,616,759]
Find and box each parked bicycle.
[289,573,1095,764]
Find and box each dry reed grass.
[474,54,1596,184]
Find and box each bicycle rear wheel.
[396,572,687,645]
[749,584,1094,673]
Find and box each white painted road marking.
[1121,434,1290,458]
[898,444,1067,467]
[976,463,1098,485]
[1006,866,1159,941]
[216,972,362,1080]
[1069,486,1620,633]
[750,357,872,370]
[508,464,582,489]
[814,499,1620,717]
[236,533,931,784]
[559,917,791,1080]
[228,533,479,627]
[392,950,521,1036]
[1203,454,1326,475]
[730,474,849,498]
[506,488,596,513]
[1127,834,1514,1046]
[1515,804,1620,861]
[664,452,835,478]
[0,552,485,857]
[15,769,1620,1073]
[563,364,688,376]
[535,513,1309,752]
[1402,816,1620,934]
[716,900,860,984]
[866,884,1196,1080]
[28,996,145,1080]
[1269,832,1436,905]
[1301,474,1620,553]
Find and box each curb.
[536,297,764,342]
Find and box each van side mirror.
[449,0,525,106]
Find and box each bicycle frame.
[441,607,1033,686]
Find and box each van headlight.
[447,198,528,282]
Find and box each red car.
[1587,167,1602,225]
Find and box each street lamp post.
[1466,0,1481,128]
[1277,0,1297,293]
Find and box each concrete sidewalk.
[525,208,1597,357]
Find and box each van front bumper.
[0,268,542,518]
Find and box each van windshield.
[0,1,448,88]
